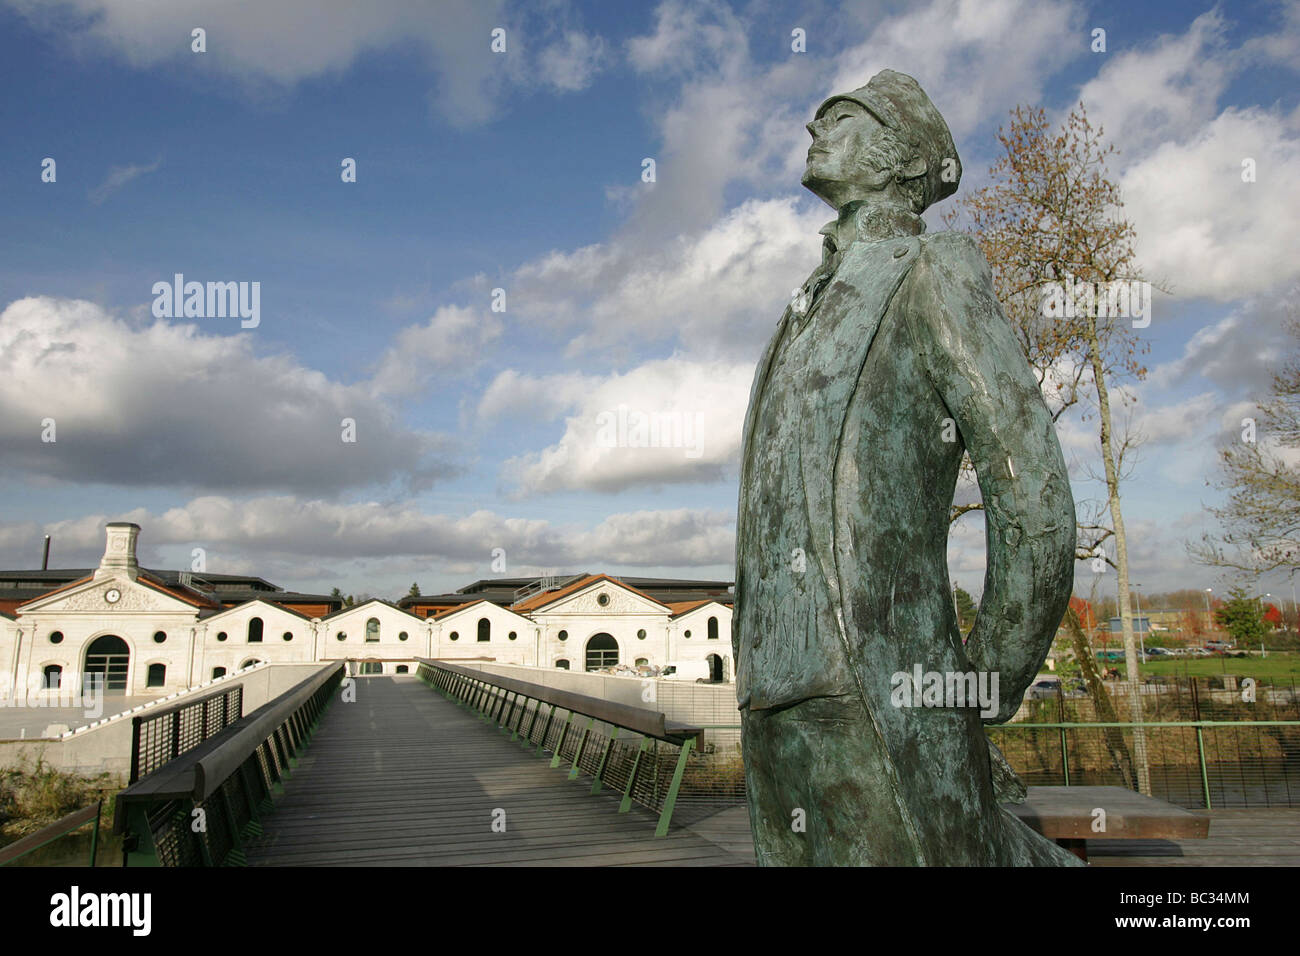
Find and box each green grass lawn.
[1112,652,1300,681]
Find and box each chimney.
[95,522,141,581]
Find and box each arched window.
[212,667,227,679]
[396,665,409,674]
[708,616,719,640]
[241,658,261,669]
[635,658,648,667]
[555,659,570,670]
[248,617,263,643]
[477,618,491,642]
[366,618,380,643]
[83,635,129,694]
[360,661,383,675]
[43,665,62,690]
[146,663,166,687]
[153,630,167,644]
[585,633,618,672]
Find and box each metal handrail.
[421,659,702,743]
[0,801,102,867]
[130,682,243,782]
[417,659,702,835]
[114,661,344,865]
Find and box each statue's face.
[802,100,890,207]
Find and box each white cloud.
[4,0,605,126]
[510,196,824,360]
[829,0,1084,143]
[537,30,608,91]
[0,497,737,580]
[1120,108,1300,300]
[369,305,503,398]
[499,356,754,496]
[0,296,456,493]
[88,158,161,204]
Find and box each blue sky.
[0,0,1297,605]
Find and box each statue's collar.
[819,200,924,253]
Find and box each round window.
[336,632,346,642]
[153,631,167,644]
[637,629,646,640]
[508,631,517,641]
[558,630,568,641]
[50,631,64,644]
[217,631,228,642]
[450,631,459,641]
[597,593,610,606]
[684,629,692,638]
[283,632,293,642]
[399,631,409,642]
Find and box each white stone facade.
[1,526,733,701]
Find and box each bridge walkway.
[243,675,753,866]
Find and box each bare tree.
[1190,315,1300,578]
[944,104,1164,793]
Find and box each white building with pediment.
[0,523,734,703]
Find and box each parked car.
[661,661,711,682]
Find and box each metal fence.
[418,659,711,835]
[0,801,102,867]
[114,662,343,866]
[130,683,243,783]
[990,720,1300,809]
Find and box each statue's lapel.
[738,305,794,494]
[798,236,921,615]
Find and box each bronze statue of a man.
[734,69,1080,866]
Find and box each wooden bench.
[1004,786,1210,861]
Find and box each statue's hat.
[815,69,961,210]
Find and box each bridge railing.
[417,659,706,835]
[113,661,344,866]
[130,683,244,783]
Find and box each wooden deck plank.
[243,676,750,867]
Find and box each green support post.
[123,803,161,867]
[1196,726,1212,810]
[591,728,618,794]
[87,802,101,868]
[655,737,695,837]
[1059,727,1070,787]
[536,705,556,757]
[550,711,574,768]
[619,738,650,813]
[569,717,594,779]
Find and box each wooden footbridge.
[107,659,1300,867]
[113,661,754,866]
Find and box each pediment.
[19,576,195,615]
[538,580,667,617]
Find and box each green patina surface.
[734,69,1080,866]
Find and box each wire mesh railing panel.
[988,723,1300,809]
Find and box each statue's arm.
[902,234,1076,723]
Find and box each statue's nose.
[805,121,817,137]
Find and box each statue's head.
[802,69,961,214]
